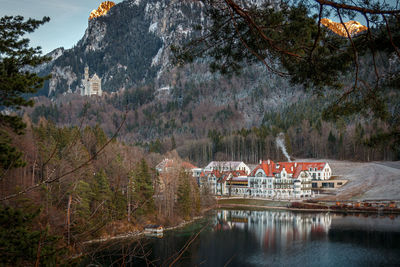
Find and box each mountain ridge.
[321,18,368,37]
[39,0,208,97]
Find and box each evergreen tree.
[93,170,112,216]
[0,15,50,171]
[328,131,337,157]
[177,169,192,219]
[0,205,63,265]
[132,159,155,216]
[192,180,201,214]
[171,135,176,150]
[93,170,112,202]
[75,180,93,220]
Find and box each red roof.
[250,160,327,179]
[181,161,198,169]
[157,158,198,171]
[250,160,277,177]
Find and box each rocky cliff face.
[89,1,116,21]
[36,0,303,130]
[321,18,368,37]
[40,0,207,96]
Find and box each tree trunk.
[67,195,72,246]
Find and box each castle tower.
[84,66,89,81]
[81,66,102,96]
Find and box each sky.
[1,0,398,55]
[0,0,124,54]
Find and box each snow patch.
[151,46,164,67]
[149,22,158,33]
[117,63,128,70]
[48,66,77,96]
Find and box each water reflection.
[214,210,332,250]
[81,210,400,266]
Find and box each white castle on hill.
[81,66,102,96]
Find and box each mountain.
[39,0,208,96]
[321,18,368,37]
[32,0,306,138]
[89,1,116,21]
[29,0,400,164]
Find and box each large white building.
[200,160,333,199]
[248,160,314,198]
[81,66,102,96]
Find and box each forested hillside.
[25,0,399,165]
[28,61,400,165]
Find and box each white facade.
[248,167,312,199]
[307,163,332,180]
[204,161,251,175]
[81,66,102,96]
[199,160,334,199]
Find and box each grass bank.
[217,198,289,207]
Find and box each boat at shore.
[144,225,164,237]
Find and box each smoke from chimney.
[276,133,291,162]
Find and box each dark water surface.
[82,209,400,266]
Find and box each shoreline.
[217,203,400,214]
[82,201,400,245]
[83,210,212,245]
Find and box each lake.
[81,209,400,266]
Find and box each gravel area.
[297,159,400,201]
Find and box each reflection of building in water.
[215,210,332,248]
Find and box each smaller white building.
[81,66,102,96]
[204,161,251,175]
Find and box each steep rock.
[40,0,207,96]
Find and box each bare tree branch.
[0,110,128,201]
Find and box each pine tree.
[93,170,112,201]
[132,159,155,216]
[93,169,112,214]
[75,180,93,220]
[171,135,176,150]
[328,131,337,157]
[0,205,63,265]
[192,179,201,214]
[0,15,50,172]
[177,169,192,219]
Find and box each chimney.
[268,159,270,165]
[259,160,262,164]
[295,163,297,167]
[291,166,293,172]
